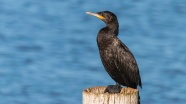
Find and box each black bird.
[86,11,142,92]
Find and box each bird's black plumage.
[86,11,142,89]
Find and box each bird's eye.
[100,13,104,17]
[107,15,112,20]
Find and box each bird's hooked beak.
[86,12,105,20]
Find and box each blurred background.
[0,0,186,104]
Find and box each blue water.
[0,0,186,104]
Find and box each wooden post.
[83,86,139,104]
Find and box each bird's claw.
[104,84,122,93]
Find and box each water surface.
[0,0,186,104]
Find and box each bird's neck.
[99,22,119,36]
[108,23,119,36]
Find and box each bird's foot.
[104,84,122,93]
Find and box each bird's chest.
[97,35,116,60]
[97,35,113,50]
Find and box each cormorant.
[86,11,142,92]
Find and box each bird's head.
[86,11,118,25]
